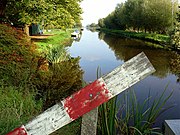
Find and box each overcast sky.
[80,0,126,26]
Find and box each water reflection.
[99,32,180,80]
[97,32,180,127]
[69,29,180,127]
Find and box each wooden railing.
[6,52,155,135]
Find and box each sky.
[80,0,126,26]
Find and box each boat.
[71,30,80,37]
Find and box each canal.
[68,29,180,128]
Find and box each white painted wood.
[25,102,72,135]
[102,52,155,96]
[165,119,180,135]
[19,52,155,135]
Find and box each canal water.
[68,29,180,128]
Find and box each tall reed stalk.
[97,67,118,135]
[97,67,174,135]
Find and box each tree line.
[0,0,83,29]
[98,0,179,34]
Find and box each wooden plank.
[81,108,98,135]
[80,52,155,135]
[165,119,180,135]
[6,52,155,135]
[25,103,72,135]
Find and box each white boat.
[71,30,80,37]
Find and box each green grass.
[35,29,73,54]
[0,86,42,134]
[101,28,171,49]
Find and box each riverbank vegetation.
[0,0,83,134]
[98,0,180,50]
[0,24,83,135]
[100,29,170,49]
[98,88,173,135]
[0,24,43,134]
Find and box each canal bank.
[100,28,177,51]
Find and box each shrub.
[0,24,39,88]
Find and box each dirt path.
[30,34,53,40]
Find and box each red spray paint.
[6,126,27,135]
[63,79,112,120]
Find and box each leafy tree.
[98,18,105,28]
[171,6,180,50]
[114,3,126,30]
[143,0,174,33]
[0,0,83,29]
[99,0,178,34]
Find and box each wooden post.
[81,108,98,135]
[6,52,155,135]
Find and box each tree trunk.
[0,0,8,22]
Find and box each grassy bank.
[34,29,73,54]
[101,28,171,49]
[32,29,83,135]
[0,24,43,134]
[0,25,83,134]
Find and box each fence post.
[6,52,155,135]
[81,107,98,135]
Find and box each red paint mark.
[6,126,27,135]
[63,79,111,120]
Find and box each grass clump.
[98,87,173,135]
[0,86,42,134]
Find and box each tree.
[1,0,83,29]
[143,0,174,33]
[171,6,180,50]
[98,18,105,28]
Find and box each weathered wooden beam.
[165,119,180,135]
[6,52,155,135]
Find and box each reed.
[97,67,174,135]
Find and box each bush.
[0,24,39,88]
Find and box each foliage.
[0,86,42,135]
[97,67,118,135]
[0,24,39,87]
[0,23,43,134]
[101,28,170,48]
[0,23,83,134]
[98,97,118,135]
[171,6,180,50]
[34,30,83,108]
[35,29,72,55]
[116,87,173,135]
[1,0,83,29]
[99,0,178,34]
[37,57,83,109]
